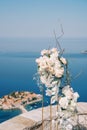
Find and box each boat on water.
[81,50,87,54]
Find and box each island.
[0,91,42,112]
[81,50,87,54]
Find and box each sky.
[0,0,87,38]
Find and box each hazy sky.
[0,0,87,38]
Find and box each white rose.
[70,100,76,111]
[62,86,73,100]
[50,52,58,59]
[39,59,47,70]
[36,57,43,64]
[60,57,67,65]
[46,89,52,96]
[59,97,69,109]
[52,81,58,86]
[55,67,64,78]
[54,60,61,68]
[41,49,50,56]
[51,48,57,52]
[73,92,79,101]
[47,58,54,66]
[47,66,54,74]
[51,48,58,53]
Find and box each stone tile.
[0,116,35,130]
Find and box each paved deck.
[0,102,87,130]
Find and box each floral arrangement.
[36,48,67,103]
[36,48,79,130]
[58,85,79,129]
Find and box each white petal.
[60,57,67,65]
[46,89,52,96]
[51,96,56,104]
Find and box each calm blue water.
[0,39,87,123]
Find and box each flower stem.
[50,99,52,130]
[56,101,58,130]
[42,89,44,130]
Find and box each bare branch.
[73,71,83,80]
[53,22,64,54]
[53,30,62,51]
[56,23,64,39]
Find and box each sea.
[0,38,87,123]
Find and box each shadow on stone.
[73,125,87,130]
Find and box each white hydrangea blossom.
[59,96,69,109]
